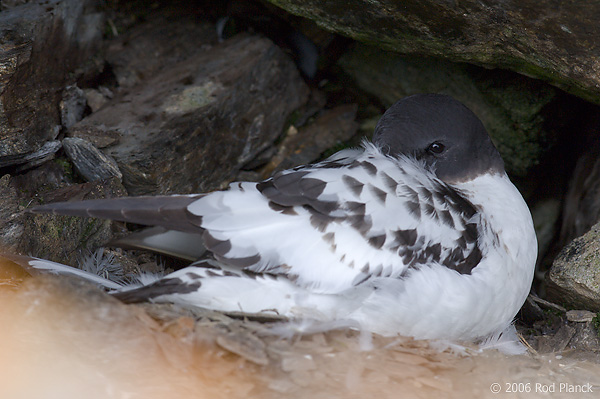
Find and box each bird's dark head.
[373,94,505,183]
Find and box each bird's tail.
[29,195,204,233]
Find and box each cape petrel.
[27,93,537,342]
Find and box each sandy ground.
[1,256,600,399]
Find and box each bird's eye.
[427,142,445,154]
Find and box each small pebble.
[566,310,596,323]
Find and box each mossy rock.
[267,0,600,103]
[338,44,556,176]
[547,223,600,312]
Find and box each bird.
[25,93,537,343]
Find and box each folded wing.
[32,144,482,294]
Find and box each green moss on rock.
[338,44,556,176]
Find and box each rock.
[11,140,62,171]
[568,322,600,352]
[267,0,600,103]
[83,87,113,113]
[71,27,309,195]
[0,174,24,250]
[532,318,600,353]
[535,323,576,353]
[68,124,120,149]
[19,177,127,266]
[62,137,122,182]
[0,158,127,266]
[3,159,76,254]
[547,222,600,311]
[9,159,74,194]
[60,85,87,129]
[259,103,359,177]
[566,310,597,323]
[104,14,218,89]
[0,0,103,167]
[0,1,29,10]
[338,44,557,176]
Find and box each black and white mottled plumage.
[26,94,537,342]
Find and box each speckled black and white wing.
[190,142,482,293]
[31,143,482,295]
